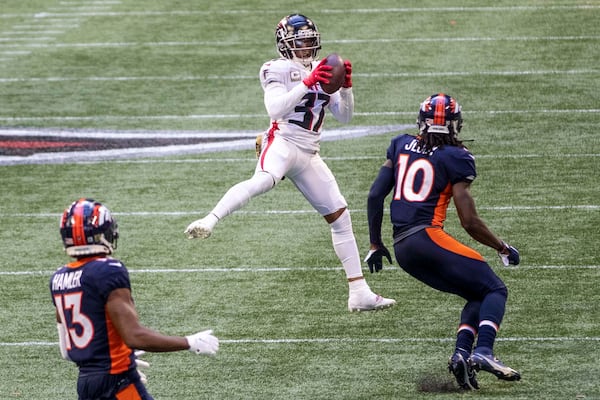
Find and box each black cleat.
[469,351,521,381]
[448,351,479,390]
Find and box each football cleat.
[469,351,521,381]
[184,217,214,239]
[448,351,479,390]
[348,290,396,312]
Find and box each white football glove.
[134,350,150,384]
[186,329,219,356]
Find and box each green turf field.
[1,1,599,399]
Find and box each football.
[320,53,346,94]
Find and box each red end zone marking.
[0,141,88,149]
[0,125,413,165]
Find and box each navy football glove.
[498,242,520,266]
[364,246,392,273]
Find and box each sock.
[475,320,498,352]
[330,210,364,280]
[348,278,370,293]
[475,287,507,353]
[455,325,476,357]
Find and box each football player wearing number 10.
[185,13,395,312]
[51,198,219,400]
[365,94,521,390]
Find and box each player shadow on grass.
[417,374,463,393]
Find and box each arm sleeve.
[328,87,354,123]
[263,79,309,120]
[367,165,395,245]
[56,323,71,360]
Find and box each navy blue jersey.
[50,256,135,374]
[386,134,476,232]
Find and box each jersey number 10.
[393,154,435,202]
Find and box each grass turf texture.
[1,0,599,399]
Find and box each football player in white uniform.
[185,14,395,312]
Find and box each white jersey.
[259,57,354,153]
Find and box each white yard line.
[0,35,597,49]
[0,69,598,83]
[0,5,597,19]
[1,263,599,277]
[2,335,599,348]
[2,204,599,220]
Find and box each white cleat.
[348,291,396,312]
[184,218,213,239]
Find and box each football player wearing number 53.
[185,14,395,313]
[365,94,521,391]
[51,198,219,400]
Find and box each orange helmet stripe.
[71,200,86,246]
[433,93,446,125]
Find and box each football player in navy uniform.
[365,94,521,390]
[185,14,395,312]
[51,198,219,400]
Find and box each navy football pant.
[77,368,153,400]
[394,227,507,328]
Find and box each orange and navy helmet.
[417,93,463,136]
[60,198,118,258]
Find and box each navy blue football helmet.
[275,14,321,66]
[60,198,118,257]
[418,93,463,136]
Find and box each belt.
[393,224,435,245]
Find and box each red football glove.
[302,58,332,89]
[343,60,353,88]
